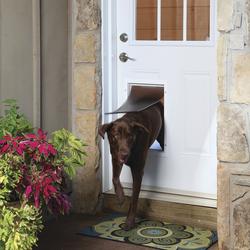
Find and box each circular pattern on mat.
[137,227,171,238]
[111,219,193,245]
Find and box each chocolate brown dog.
[99,102,164,230]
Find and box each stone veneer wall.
[71,0,101,213]
[217,0,250,249]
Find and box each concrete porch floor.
[36,213,218,250]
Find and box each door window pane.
[161,0,183,40]
[136,0,157,40]
[187,0,210,41]
[135,0,211,42]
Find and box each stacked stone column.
[217,0,250,249]
[71,0,101,213]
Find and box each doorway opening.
[102,0,217,208]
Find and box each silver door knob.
[119,52,136,63]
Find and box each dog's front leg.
[112,158,125,205]
[123,167,143,230]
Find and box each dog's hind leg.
[112,159,125,205]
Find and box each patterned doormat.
[79,214,217,250]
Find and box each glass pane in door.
[136,0,157,40]
[187,0,210,41]
[161,0,183,40]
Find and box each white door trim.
[101,0,118,193]
[101,0,217,208]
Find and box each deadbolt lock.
[120,33,128,42]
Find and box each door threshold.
[105,186,217,208]
[103,192,217,230]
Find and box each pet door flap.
[106,85,164,114]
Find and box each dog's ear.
[131,122,150,134]
[98,123,113,139]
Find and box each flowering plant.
[0,100,86,249]
[0,128,86,215]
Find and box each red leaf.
[3,135,11,140]
[43,187,49,199]
[15,136,24,140]
[25,133,37,139]
[25,185,32,199]
[16,147,23,155]
[48,144,57,156]
[29,141,39,149]
[1,144,9,153]
[38,128,47,140]
[12,141,18,149]
[19,142,27,150]
[38,143,48,156]
[34,185,41,208]
[44,177,52,186]
[34,197,40,208]
[47,185,57,194]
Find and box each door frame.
[101,0,217,208]
[101,0,118,194]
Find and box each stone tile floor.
[37,213,218,250]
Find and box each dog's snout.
[118,150,129,165]
[120,152,128,159]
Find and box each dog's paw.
[121,221,136,231]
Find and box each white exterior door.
[102,0,217,207]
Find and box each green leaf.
[51,129,87,179]
[0,99,33,138]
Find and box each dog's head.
[99,120,149,165]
